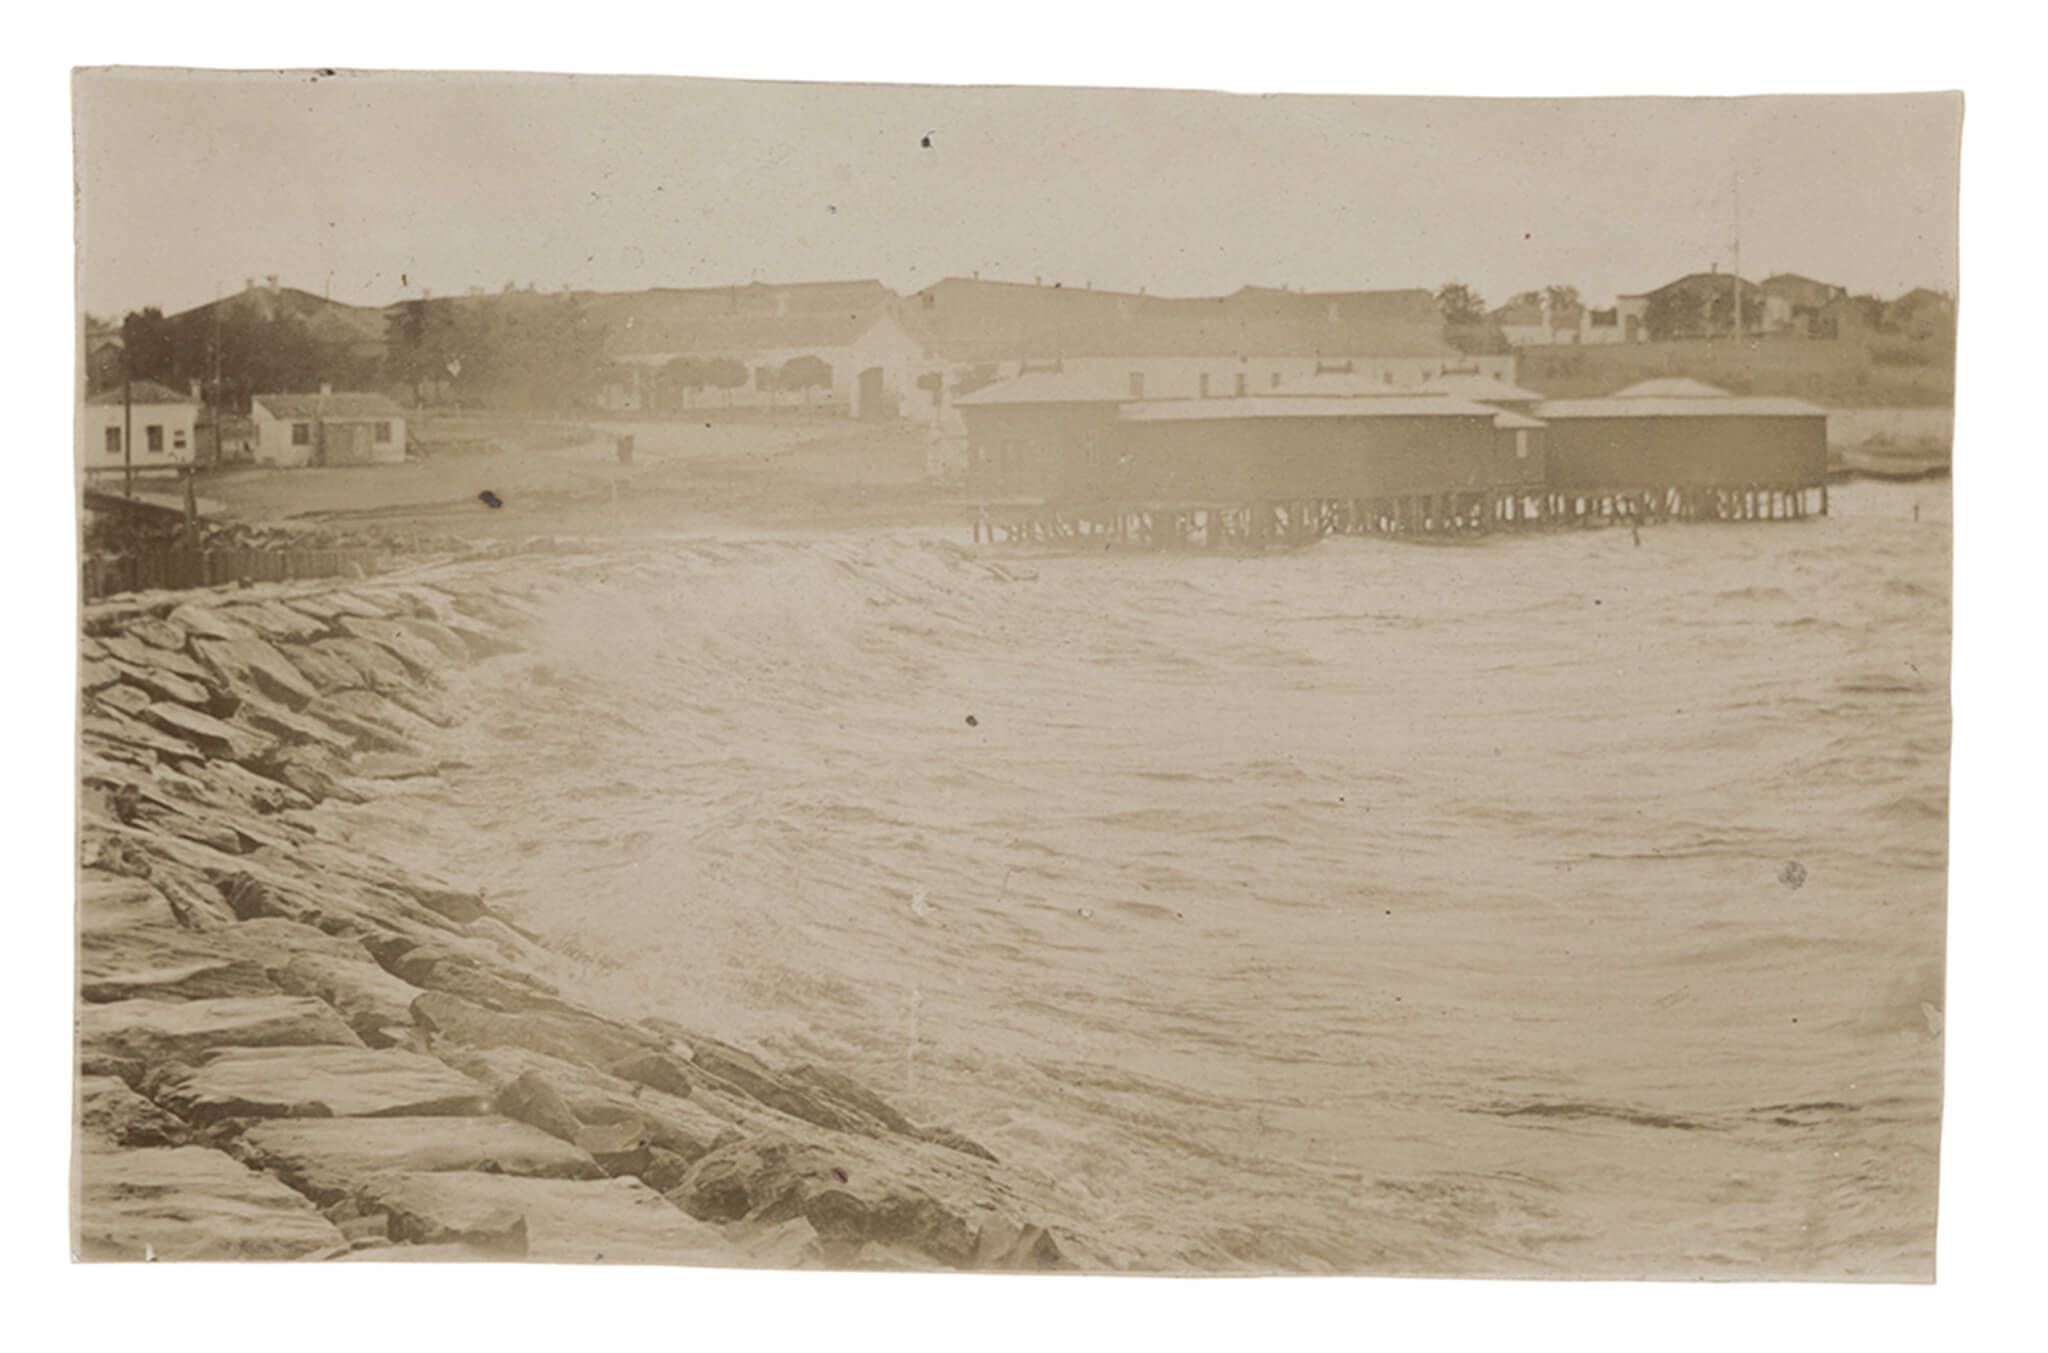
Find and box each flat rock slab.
[223,600,329,644]
[81,956,279,1005]
[78,874,177,934]
[76,1145,345,1261]
[332,1241,506,1262]
[358,1171,743,1265]
[141,701,273,763]
[79,995,364,1066]
[150,1045,487,1124]
[191,636,321,709]
[238,1115,605,1203]
[167,603,258,642]
[272,950,424,1044]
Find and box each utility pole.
[122,356,134,498]
[1731,170,1744,341]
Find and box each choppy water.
[350,479,1949,1277]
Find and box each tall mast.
[1732,169,1743,339]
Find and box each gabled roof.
[1419,373,1547,403]
[252,391,406,419]
[954,368,1139,406]
[85,380,196,406]
[1610,378,1731,399]
[604,307,896,360]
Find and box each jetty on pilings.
[975,481,1829,550]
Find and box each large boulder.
[127,615,191,651]
[147,1045,489,1125]
[79,995,364,1066]
[80,956,279,1005]
[354,1171,743,1265]
[437,1045,739,1163]
[277,641,367,694]
[78,1074,190,1148]
[335,616,444,677]
[269,950,424,1047]
[410,991,659,1070]
[107,660,212,709]
[666,1130,1063,1271]
[190,636,321,710]
[75,1145,346,1261]
[236,1115,604,1205]
[77,874,177,934]
[166,603,257,642]
[139,702,273,763]
[222,600,328,644]
[307,637,414,692]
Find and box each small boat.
[1839,444,1952,481]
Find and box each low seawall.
[76,558,1084,1268]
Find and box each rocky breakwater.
[76,564,1088,1269]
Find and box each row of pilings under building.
[957,373,1831,548]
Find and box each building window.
[1198,374,1210,399]
[173,430,188,451]
[1516,431,1530,460]
[146,425,164,454]
[1128,372,1144,399]
[1270,373,1282,389]
[1235,373,1248,398]
[292,422,311,446]
[373,421,393,444]
[103,427,121,454]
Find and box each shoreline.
[75,556,1083,1268]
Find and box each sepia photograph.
[70,68,1958,1280]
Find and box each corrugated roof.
[85,380,196,407]
[607,308,892,360]
[1610,378,1733,398]
[1118,396,1507,424]
[1534,396,1828,419]
[954,369,1137,406]
[253,391,407,419]
[1421,373,1547,403]
[1021,314,1455,361]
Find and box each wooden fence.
[81,544,383,602]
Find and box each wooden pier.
[974,482,1829,550]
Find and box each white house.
[82,380,200,473]
[250,389,409,467]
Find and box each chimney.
[319,381,333,397]
[189,378,202,400]
[244,276,256,292]
[266,274,279,292]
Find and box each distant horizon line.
[85,267,1958,324]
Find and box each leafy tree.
[1643,286,1706,341]
[1544,284,1581,313]
[120,309,176,384]
[702,358,749,407]
[1435,282,1486,326]
[779,355,833,405]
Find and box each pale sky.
[74,71,1961,318]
